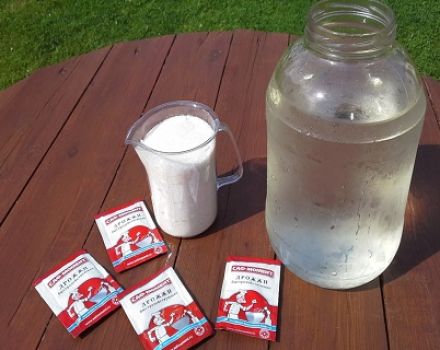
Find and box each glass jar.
[266,0,426,289]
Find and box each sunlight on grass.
[1,0,438,89]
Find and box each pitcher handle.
[216,122,243,190]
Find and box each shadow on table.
[315,145,440,292]
[203,147,440,289]
[382,144,440,284]
[343,145,440,292]
[201,157,267,237]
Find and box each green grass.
[1,0,439,90]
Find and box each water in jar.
[266,73,425,289]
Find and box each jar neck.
[304,0,396,60]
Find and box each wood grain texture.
[174,31,289,350]
[381,78,440,350]
[0,36,174,349]
[37,31,233,350]
[425,76,440,128]
[0,48,110,223]
[0,31,439,350]
[271,277,388,350]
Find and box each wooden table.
[1,31,439,350]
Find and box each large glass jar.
[266,0,426,289]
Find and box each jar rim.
[305,0,396,59]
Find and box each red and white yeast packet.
[216,256,281,341]
[33,250,123,337]
[95,200,167,272]
[119,266,213,350]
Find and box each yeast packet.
[95,200,167,272]
[119,266,213,349]
[216,256,281,341]
[34,250,123,337]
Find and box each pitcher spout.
[124,133,141,148]
[125,118,147,149]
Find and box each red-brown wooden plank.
[37,31,233,350]
[289,34,298,45]
[0,76,28,106]
[172,31,288,350]
[0,48,110,223]
[2,30,437,350]
[273,278,388,349]
[171,30,388,350]
[418,79,440,145]
[424,76,440,128]
[381,79,440,349]
[0,36,174,349]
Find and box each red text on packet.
[48,258,88,288]
[105,206,143,225]
[231,265,274,278]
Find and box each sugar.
[142,115,214,153]
[136,115,217,237]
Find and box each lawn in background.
[1,0,439,89]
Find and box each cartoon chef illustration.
[67,286,93,319]
[184,309,199,323]
[145,230,157,244]
[263,306,272,326]
[224,290,257,319]
[100,280,116,294]
[184,309,206,336]
[147,312,175,344]
[114,231,142,257]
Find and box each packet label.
[216,256,281,341]
[33,250,123,337]
[95,200,167,272]
[119,266,213,350]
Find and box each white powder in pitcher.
[138,115,217,237]
[142,115,214,153]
